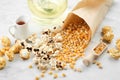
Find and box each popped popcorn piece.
[26,33,37,43]
[5,51,14,61]
[0,47,10,56]
[116,39,120,50]
[102,32,114,43]
[0,57,6,69]
[0,36,11,47]
[53,33,63,42]
[33,57,39,65]
[9,43,22,54]
[20,49,30,60]
[102,26,112,35]
[108,48,120,60]
[54,43,62,50]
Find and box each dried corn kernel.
[0,57,6,69]
[48,71,53,75]
[62,73,66,77]
[1,36,11,47]
[35,76,39,80]
[29,64,33,69]
[53,74,58,79]
[40,73,45,78]
[69,64,75,69]
[41,70,47,73]
[77,68,82,72]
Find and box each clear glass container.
[28,0,67,24]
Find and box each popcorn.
[0,36,11,47]
[108,48,120,60]
[0,57,6,69]
[102,26,112,35]
[0,47,10,56]
[102,26,114,43]
[5,50,14,61]
[102,32,114,43]
[53,33,63,42]
[20,49,30,60]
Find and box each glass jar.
[28,0,67,23]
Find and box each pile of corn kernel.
[56,24,90,69]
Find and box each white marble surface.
[0,0,120,80]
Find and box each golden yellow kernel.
[35,76,39,80]
[48,71,53,75]
[62,73,66,77]
[70,64,75,69]
[93,60,97,64]
[41,70,46,73]
[53,74,58,79]
[96,62,101,66]
[51,67,55,71]
[77,68,82,72]
[40,73,44,78]
[29,64,33,69]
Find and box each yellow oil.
[28,0,67,19]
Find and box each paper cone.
[62,0,113,38]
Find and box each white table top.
[0,0,120,80]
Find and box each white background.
[0,0,120,80]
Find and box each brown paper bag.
[62,0,113,38]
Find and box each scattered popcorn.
[108,48,120,60]
[9,43,22,54]
[20,49,30,60]
[0,57,6,69]
[102,26,112,35]
[53,33,63,42]
[0,47,10,56]
[101,26,114,43]
[5,51,14,61]
[0,36,11,47]
[102,32,114,43]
